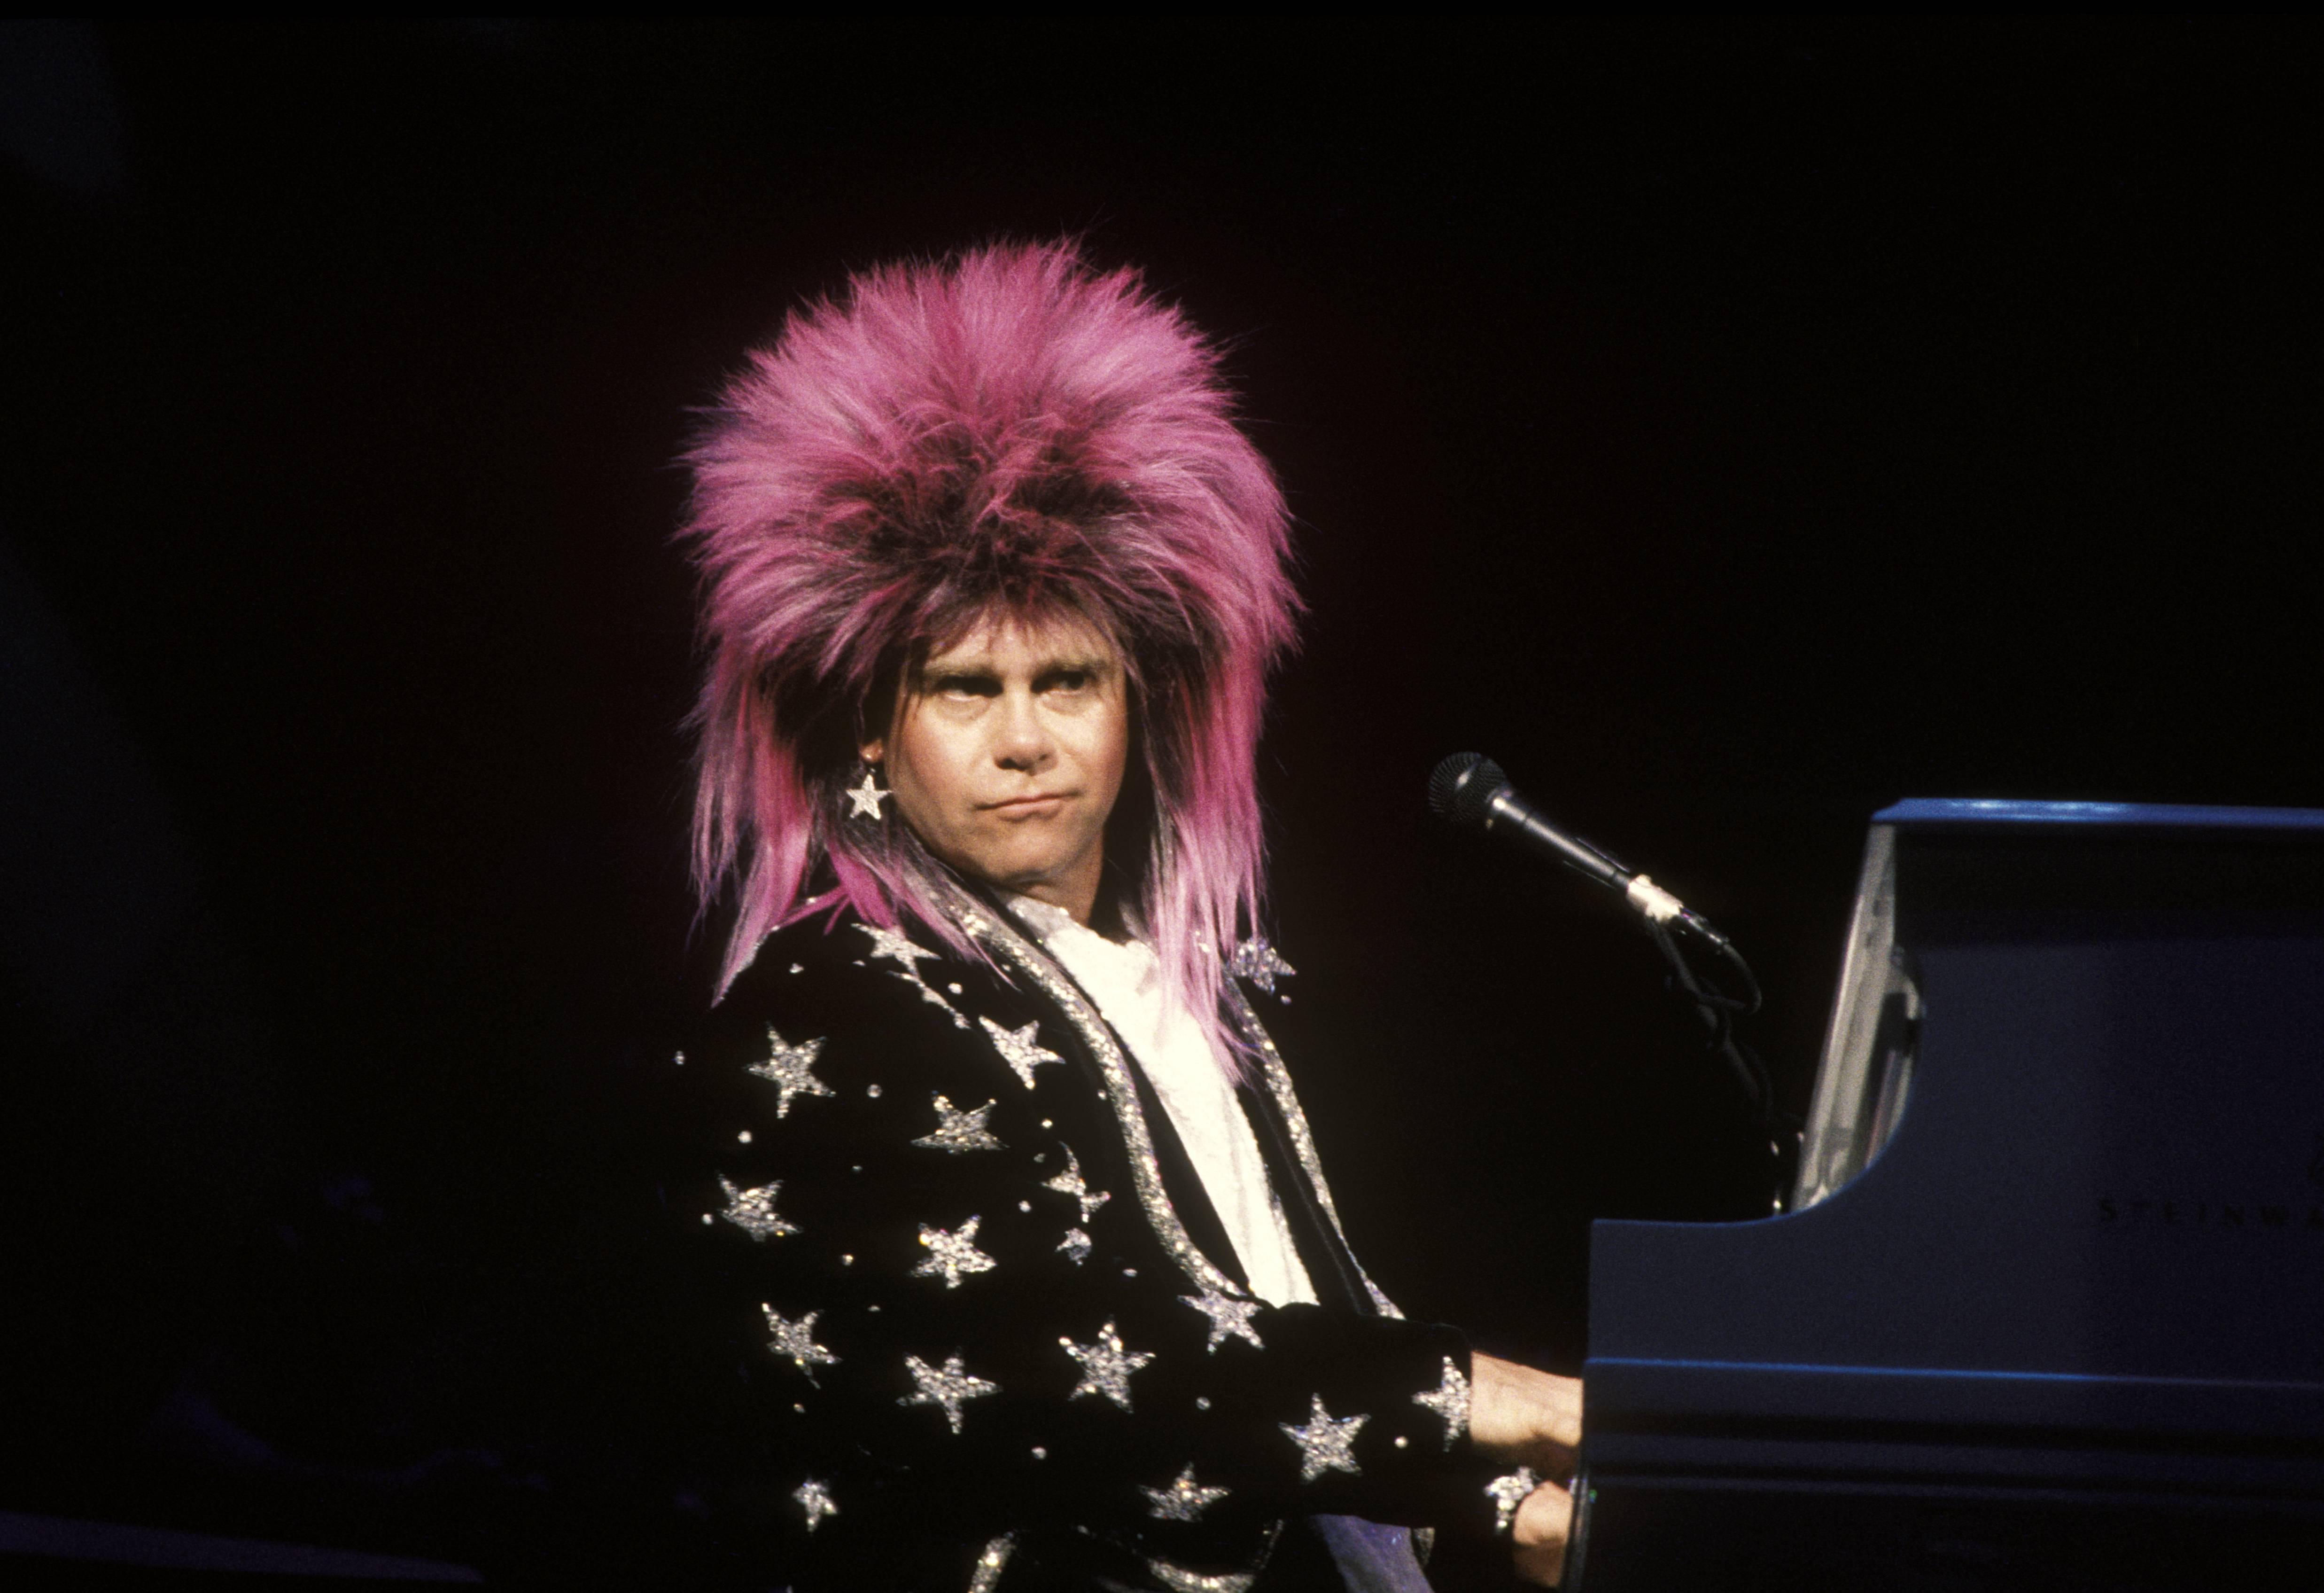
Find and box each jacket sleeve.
[660,940,1520,1563]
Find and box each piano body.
[1572,799,2324,1591]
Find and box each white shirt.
[1003,894,1318,1307]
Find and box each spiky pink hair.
[683,241,1298,1046]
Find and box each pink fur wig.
[683,241,1298,1037]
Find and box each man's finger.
[1511,1480,1573,1587]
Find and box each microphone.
[1431,752,1784,1180]
[1428,752,1693,929]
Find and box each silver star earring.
[844,762,891,820]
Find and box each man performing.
[670,242,1578,1591]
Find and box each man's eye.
[1042,671,1092,692]
[932,675,1000,698]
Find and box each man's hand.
[1471,1353,1582,1586]
[1470,1352,1581,1475]
[1511,1478,1573,1587]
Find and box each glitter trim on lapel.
[1225,984,1403,1320]
[938,882,1250,1305]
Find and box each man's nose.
[993,690,1053,772]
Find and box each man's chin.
[976,863,1070,895]
[960,849,1085,898]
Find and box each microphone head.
[1428,752,1508,831]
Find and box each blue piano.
[1571,799,2324,1591]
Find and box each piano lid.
[1874,796,2324,831]
[1797,796,2324,1211]
[1574,796,2324,1590]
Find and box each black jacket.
[664,884,1516,1590]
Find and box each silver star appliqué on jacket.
[970,1535,1017,1593]
[717,1176,798,1241]
[912,1215,996,1289]
[1228,937,1296,995]
[1139,1464,1230,1523]
[761,1304,838,1383]
[1180,1285,1264,1353]
[911,1094,1003,1154]
[900,1352,999,1435]
[1041,1145,1110,1223]
[861,923,970,1029]
[1487,1466,1540,1536]
[861,922,937,974]
[747,1027,833,1117]
[980,1016,1064,1089]
[1057,1227,1092,1265]
[1412,1354,1470,1449]
[793,1478,838,1532]
[1281,1393,1368,1482]
[1146,1562,1256,1593]
[1060,1319,1154,1412]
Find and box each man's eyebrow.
[918,653,1112,677]
[915,655,998,682]
[911,646,1115,687]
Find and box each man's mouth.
[984,792,1071,814]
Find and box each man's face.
[863,610,1129,922]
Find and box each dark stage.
[2,19,2319,1589]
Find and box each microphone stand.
[1644,914,1799,1213]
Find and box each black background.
[2,16,2319,1570]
